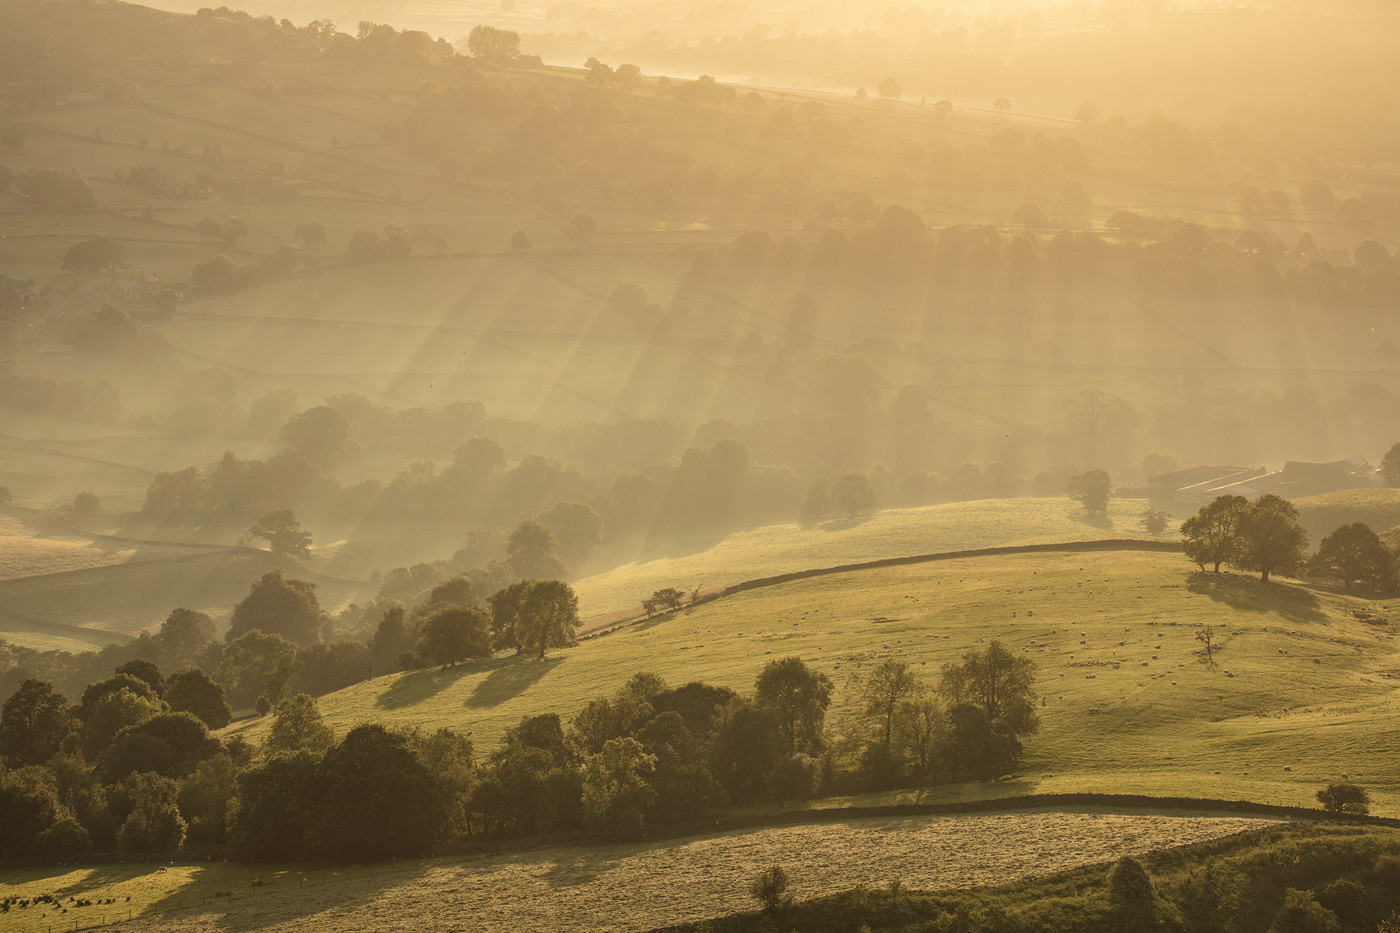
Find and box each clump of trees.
[1180,494,1311,584]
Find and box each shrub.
[1316,782,1370,815]
[1109,856,1154,903]
[39,817,92,857]
[73,491,100,513]
[750,864,789,911]
[1315,879,1366,923]
[1267,888,1340,933]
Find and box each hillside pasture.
[573,496,1173,623]
[0,808,1277,933]
[235,548,1400,813]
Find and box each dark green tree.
[61,236,126,273]
[217,630,301,710]
[507,519,567,579]
[226,569,326,646]
[754,657,833,755]
[1181,494,1249,572]
[164,667,232,729]
[1235,494,1308,583]
[519,579,580,659]
[1308,523,1397,591]
[415,605,491,667]
[830,473,878,518]
[1381,443,1400,487]
[0,679,71,768]
[265,693,335,756]
[311,724,441,860]
[246,509,312,559]
[1067,468,1112,516]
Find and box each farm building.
[1149,458,1379,511]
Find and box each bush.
[1109,856,1154,903]
[750,864,789,911]
[73,491,100,513]
[1268,888,1340,933]
[1315,879,1366,923]
[39,817,92,857]
[1316,782,1370,815]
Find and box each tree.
[510,228,532,250]
[265,693,335,756]
[537,501,604,565]
[1381,443,1400,487]
[15,168,96,209]
[190,254,239,294]
[1181,494,1249,572]
[467,24,520,59]
[226,569,326,647]
[311,724,441,860]
[157,607,216,669]
[0,679,70,768]
[863,659,921,755]
[1196,625,1218,668]
[1309,523,1397,591]
[415,605,491,667]
[754,657,833,755]
[711,700,784,804]
[246,509,313,559]
[1067,469,1112,516]
[830,473,878,518]
[519,579,580,659]
[117,658,165,695]
[643,587,686,617]
[117,772,186,854]
[581,736,657,837]
[1141,510,1171,534]
[164,668,232,729]
[217,630,301,710]
[877,77,901,100]
[1235,494,1308,583]
[230,750,321,860]
[994,98,1011,113]
[1316,782,1370,815]
[293,222,326,247]
[750,865,790,911]
[73,491,101,513]
[1,121,29,150]
[278,405,356,468]
[61,237,126,274]
[104,711,219,780]
[507,519,567,579]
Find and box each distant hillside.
[1295,488,1400,546]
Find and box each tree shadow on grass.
[145,863,426,933]
[1070,510,1114,532]
[1186,572,1325,624]
[465,655,564,709]
[375,664,479,710]
[819,514,876,532]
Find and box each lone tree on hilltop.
[642,587,685,617]
[246,509,312,559]
[1181,494,1249,572]
[1308,522,1397,592]
[1067,469,1112,516]
[1234,493,1308,583]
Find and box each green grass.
[0,808,1278,933]
[1295,488,1400,544]
[229,547,1400,814]
[573,496,1173,623]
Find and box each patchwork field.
[226,547,1400,813]
[0,808,1278,933]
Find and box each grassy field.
[226,546,1400,813]
[572,496,1174,624]
[0,808,1277,933]
[1295,488,1400,544]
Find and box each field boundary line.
[583,538,1180,638]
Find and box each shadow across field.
[1186,572,1325,624]
[375,664,480,710]
[466,655,563,709]
[148,864,419,933]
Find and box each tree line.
[0,645,1036,863]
